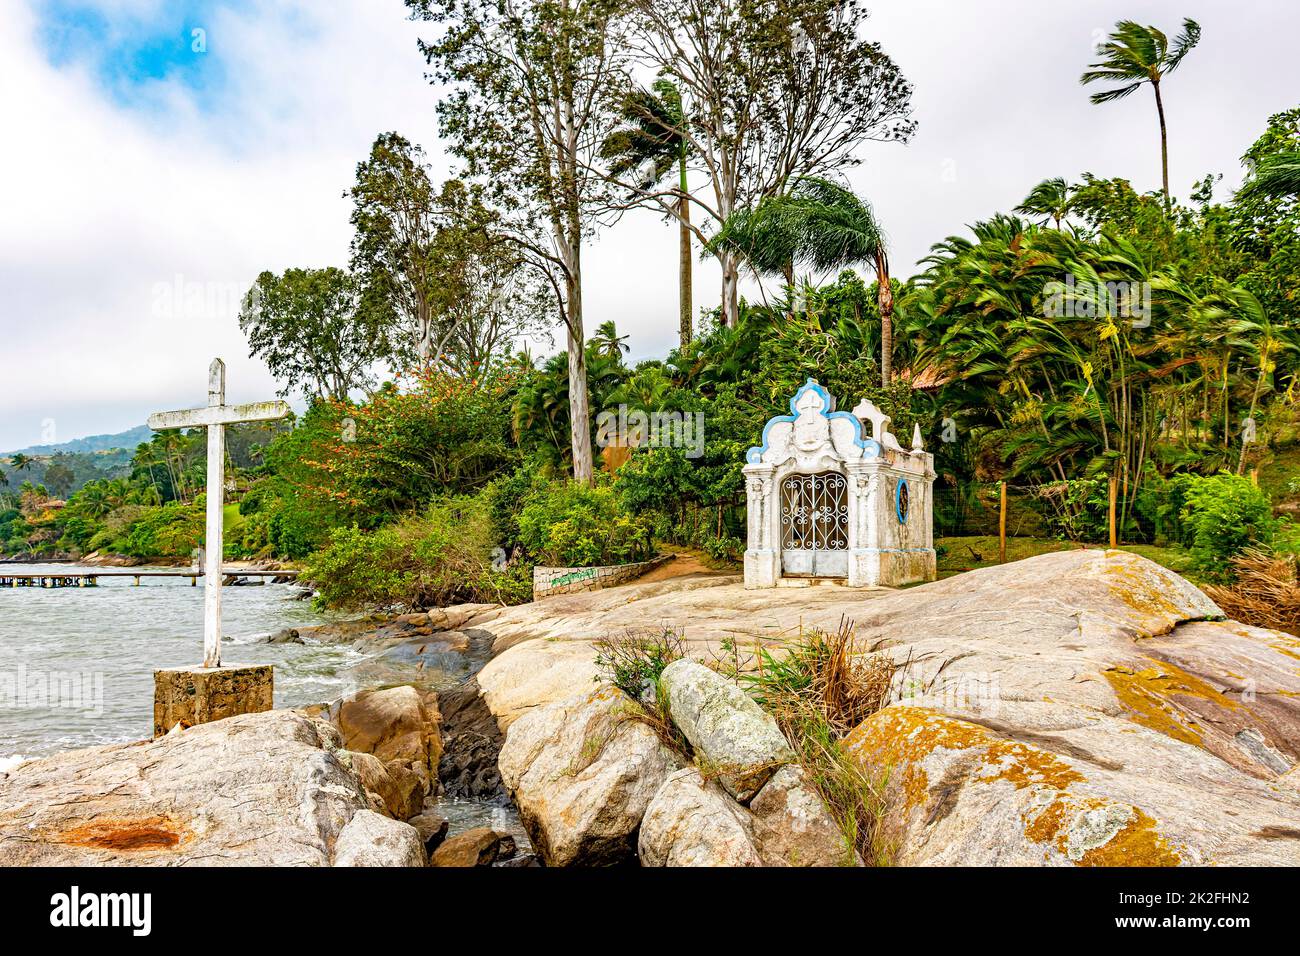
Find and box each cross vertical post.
[204,358,226,668]
[148,358,290,736]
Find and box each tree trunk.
[1237,344,1269,475]
[416,296,433,371]
[1152,80,1171,211]
[875,246,893,386]
[720,252,740,328]
[565,266,594,485]
[678,193,693,347]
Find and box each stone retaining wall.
[533,555,671,600]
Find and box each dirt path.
[636,552,733,583]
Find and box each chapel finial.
[912,422,924,453]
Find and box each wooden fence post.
[1108,475,1118,549]
[999,481,1007,564]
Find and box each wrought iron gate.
[780,471,849,577]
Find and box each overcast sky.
[1,0,1295,452]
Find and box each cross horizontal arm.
[148,400,291,431]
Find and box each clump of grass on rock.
[743,620,896,865]
[594,620,898,865]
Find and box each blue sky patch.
[35,1,241,110]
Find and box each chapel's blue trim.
[746,378,880,464]
[895,477,910,524]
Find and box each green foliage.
[592,629,685,701]
[516,479,655,567]
[303,495,531,610]
[266,373,518,528]
[239,266,390,401]
[1172,473,1277,579]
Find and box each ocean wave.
[0,754,30,772]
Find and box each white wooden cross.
[148,359,290,668]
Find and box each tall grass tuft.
[743,618,896,865]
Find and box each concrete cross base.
[153,665,274,738]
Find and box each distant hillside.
[2,424,151,458]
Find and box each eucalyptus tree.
[713,177,896,383]
[423,179,557,377]
[601,80,695,345]
[1014,178,1077,229]
[409,0,632,483]
[621,0,915,328]
[1080,18,1201,210]
[347,133,443,370]
[240,267,390,402]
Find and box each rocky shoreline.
[3,549,1300,866]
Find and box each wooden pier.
[0,570,299,589]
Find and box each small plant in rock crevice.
[742,619,898,866]
[593,628,692,756]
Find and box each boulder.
[498,685,682,866]
[466,550,1300,866]
[428,603,500,631]
[336,685,441,785]
[749,764,853,866]
[429,828,514,867]
[844,705,1300,866]
[659,658,793,801]
[0,711,390,865]
[638,768,763,867]
[332,810,426,867]
[266,627,302,645]
[348,752,418,820]
[477,639,603,730]
[407,813,450,854]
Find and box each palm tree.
[1080,18,1201,210]
[591,320,630,361]
[1195,284,1298,473]
[1238,150,1300,202]
[602,80,694,346]
[1014,178,1075,228]
[9,453,33,473]
[713,178,896,384]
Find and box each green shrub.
[121,500,205,558]
[303,495,531,610]
[1173,473,1276,580]
[266,501,320,559]
[592,629,685,700]
[517,479,654,567]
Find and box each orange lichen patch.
[1076,809,1182,867]
[1022,796,1183,866]
[57,816,186,852]
[1104,656,1241,747]
[1024,796,1068,846]
[1101,559,1183,627]
[845,707,1085,814]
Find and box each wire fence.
[934,480,1180,546]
